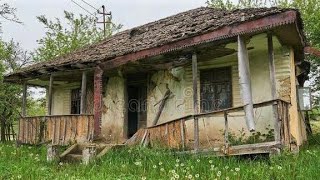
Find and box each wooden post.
[224,111,229,149]
[22,82,27,117]
[192,53,199,151]
[80,71,87,114]
[267,34,280,142]
[237,35,255,132]
[48,75,54,115]
[93,66,103,138]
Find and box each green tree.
[0,40,31,142]
[33,11,122,62]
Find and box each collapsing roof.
[5,7,306,82]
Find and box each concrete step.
[64,154,82,162]
[60,143,125,163]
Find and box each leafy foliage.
[0,40,33,139]
[33,11,122,62]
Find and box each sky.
[1,0,207,51]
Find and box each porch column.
[93,66,103,138]
[268,34,280,142]
[48,74,54,115]
[80,71,87,114]
[237,35,255,132]
[192,53,199,151]
[22,82,27,117]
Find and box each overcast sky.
[1,0,207,51]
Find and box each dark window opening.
[71,88,81,114]
[200,67,232,112]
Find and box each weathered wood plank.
[22,82,27,117]
[224,111,229,149]
[152,89,171,126]
[192,53,199,152]
[48,75,53,115]
[268,34,280,143]
[80,71,87,114]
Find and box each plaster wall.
[101,76,126,143]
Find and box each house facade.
[5,7,312,154]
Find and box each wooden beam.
[48,75,54,115]
[80,71,87,114]
[224,111,229,150]
[22,82,27,117]
[268,34,280,142]
[152,89,171,126]
[192,53,199,151]
[237,35,255,132]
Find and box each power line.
[71,0,96,17]
[80,0,99,11]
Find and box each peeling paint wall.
[101,76,126,143]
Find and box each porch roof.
[5,7,305,82]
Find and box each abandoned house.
[4,7,316,159]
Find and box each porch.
[127,99,291,155]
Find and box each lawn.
[1,122,320,180]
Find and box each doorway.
[127,75,147,138]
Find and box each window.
[200,67,232,112]
[71,88,81,114]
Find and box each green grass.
[1,123,320,179]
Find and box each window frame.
[200,66,233,113]
[70,88,81,114]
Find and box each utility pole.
[97,5,112,37]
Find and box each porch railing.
[127,99,291,155]
[18,115,94,145]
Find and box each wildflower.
[121,164,126,168]
[134,161,142,166]
[176,159,180,163]
[183,169,187,173]
[65,174,69,177]
[188,174,193,179]
[270,167,273,170]
[160,168,165,172]
[226,177,229,180]
[217,171,221,177]
[195,174,200,178]
[159,162,163,166]
[128,149,132,153]
[170,177,175,180]
[28,146,32,149]
[17,175,22,179]
[141,177,146,180]
[233,172,237,176]
[277,165,282,170]
[196,159,200,162]
[59,162,63,166]
[209,160,213,164]
[235,167,240,172]
[225,166,229,169]
[171,170,176,174]
[191,165,194,169]
[153,165,157,169]
[174,174,180,179]
[180,163,185,167]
